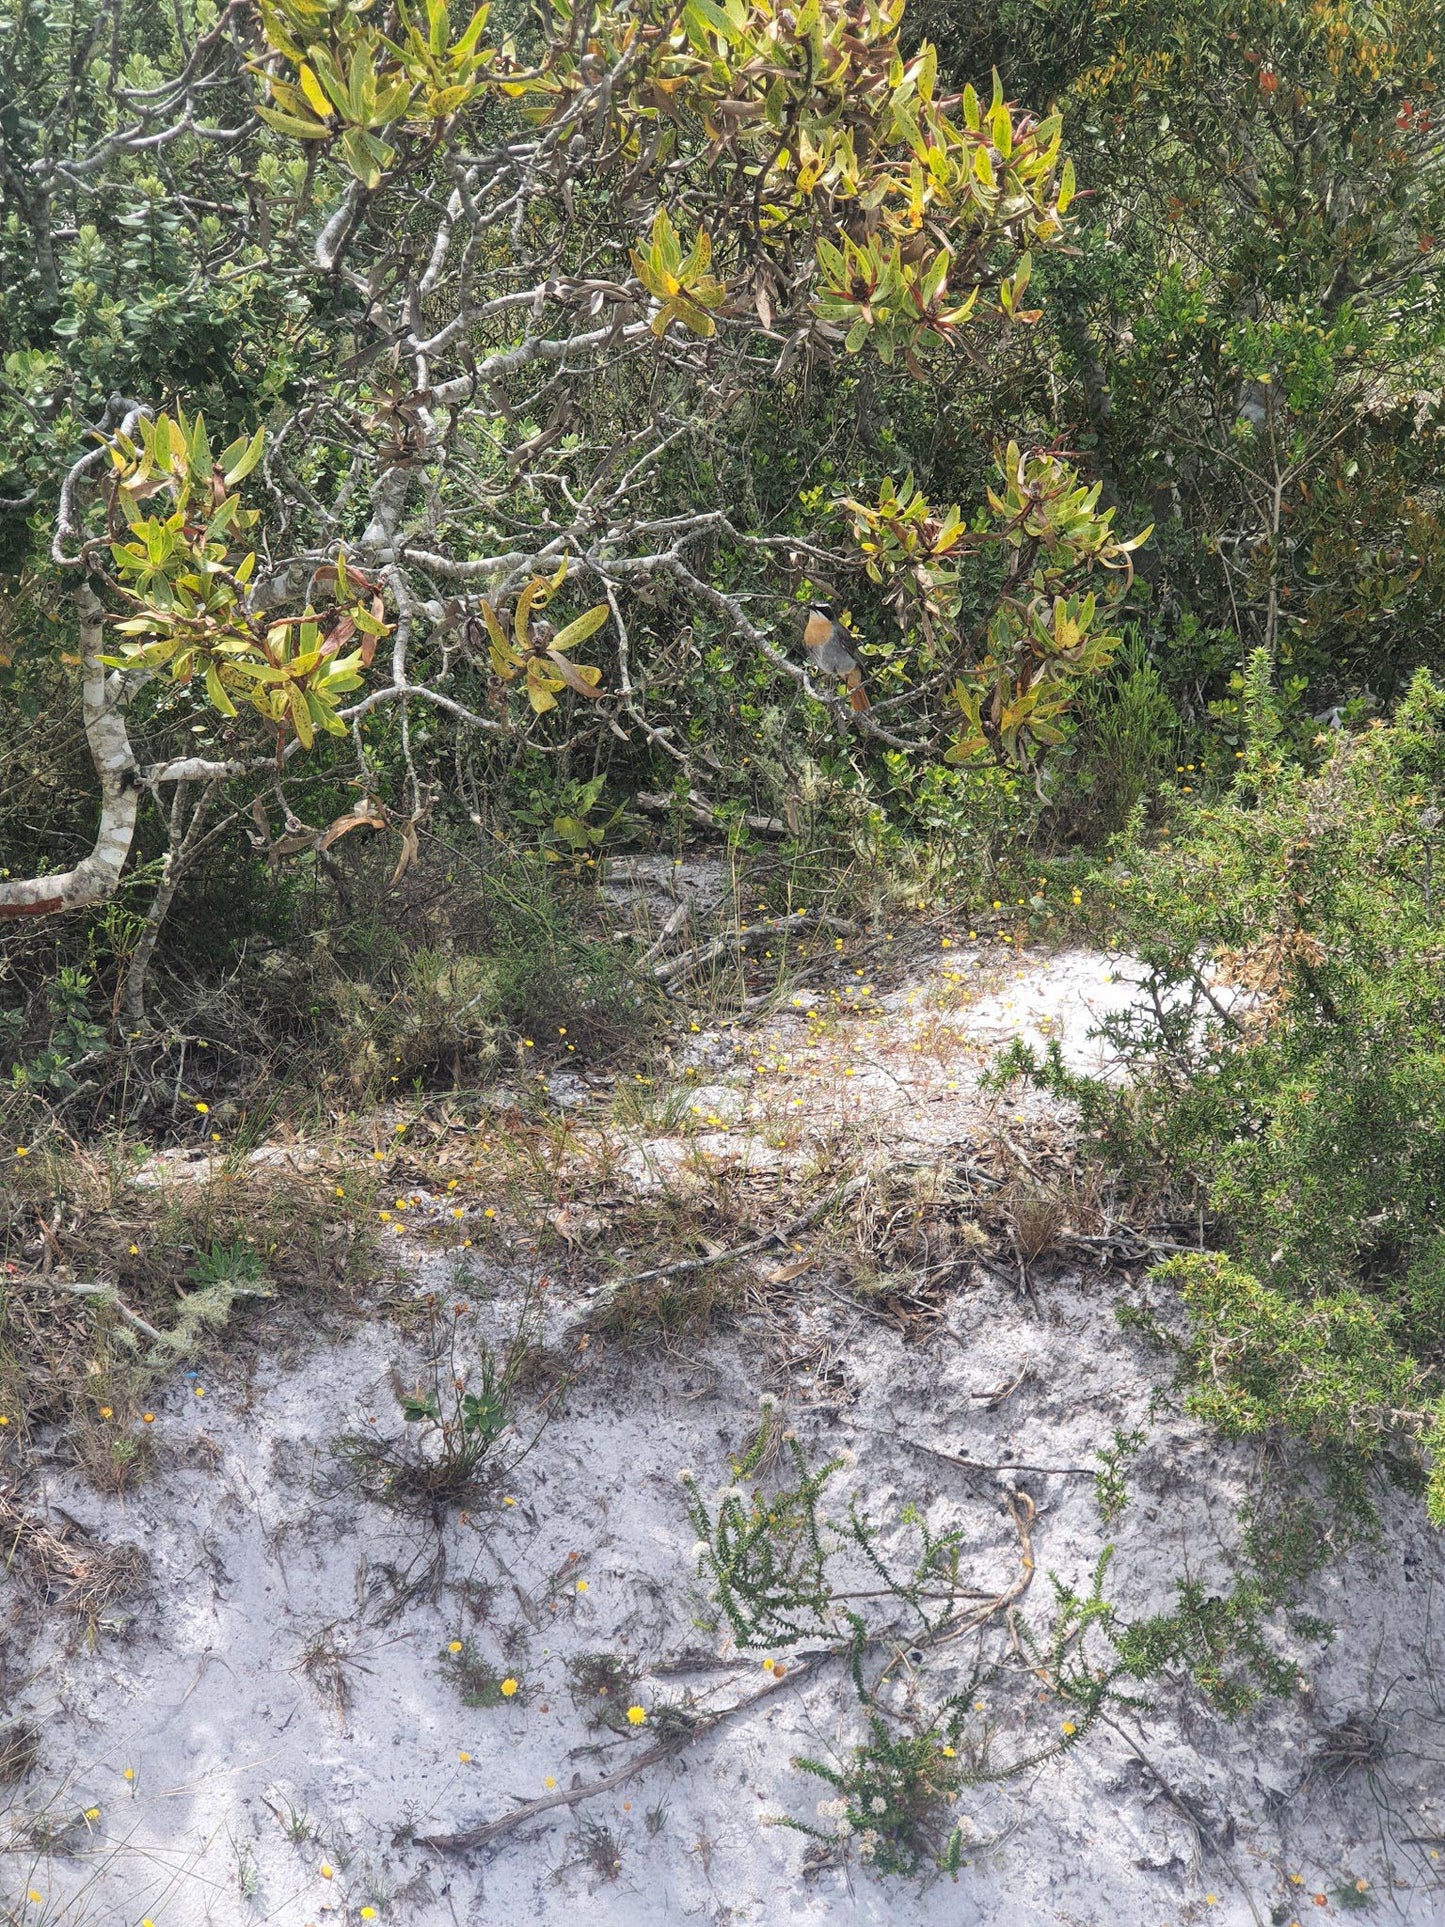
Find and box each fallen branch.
[421,1657,821,1852]
[928,1487,1039,1646]
[633,898,691,970]
[582,1173,869,1324]
[654,911,859,984]
[51,1279,166,1345]
[890,1432,1095,1479]
[425,1488,1038,1855]
[633,787,789,837]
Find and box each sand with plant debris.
[5,944,1445,1927]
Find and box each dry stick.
[633,788,789,838]
[890,1432,1095,1479]
[595,1173,870,1294]
[1094,1712,1267,1927]
[420,1657,822,1852]
[425,1494,1039,1854]
[924,1489,1038,1649]
[52,1279,166,1345]
[1063,1230,1204,1260]
[633,898,691,971]
[653,911,859,985]
[967,1362,1031,1407]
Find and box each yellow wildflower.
[626,1705,646,1725]
[500,1678,519,1697]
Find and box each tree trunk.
[0,583,140,920]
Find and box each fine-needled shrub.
[1004,656,1445,1512]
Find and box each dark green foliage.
[1093,1425,1145,1524]
[687,1422,1320,1882]
[1115,1571,1306,1719]
[682,1435,843,1649]
[791,1717,968,1877]
[1055,630,1180,838]
[439,1638,524,1708]
[1008,659,1445,1512]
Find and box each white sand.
[6,945,1444,1927]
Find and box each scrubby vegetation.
[3,0,1445,1909]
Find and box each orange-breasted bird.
[802,602,870,713]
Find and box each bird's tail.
[846,669,870,713]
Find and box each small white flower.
[759,1392,777,1411]
[837,1448,857,1470]
[758,1813,779,1830]
[816,1798,849,1819]
[690,1540,711,1561]
[869,1796,887,1814]
[717,1485,746,1505]
[677,1468,697,1485]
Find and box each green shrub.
[1162,1252,1445,1523]
[1059,629,1180,837]
[1006,656,1445,1511]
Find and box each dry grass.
[568,1650,642,1730]
[0,1488,150,1636]
[1001,1179,1070,1266]
[0,1136,381,1476]
[297,1622,369,1724]
[0,1721,39,1783]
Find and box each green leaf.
[548,604,611,653]
[340,124,392,187]
[204,660,238,716]
[223,425,266,487]
[255,104,333,140]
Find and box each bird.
[802,601,870,712]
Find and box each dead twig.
[966,1361,1031,1407]
[925,1488,1039,1649]
[654,912,858,985]
[633,788,789,838]
[48,1279,166,1344]
[580,1174,869,1328]
[421,1658,821,1852]
[633,899,691,970]
[889,1433,1094,1478]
